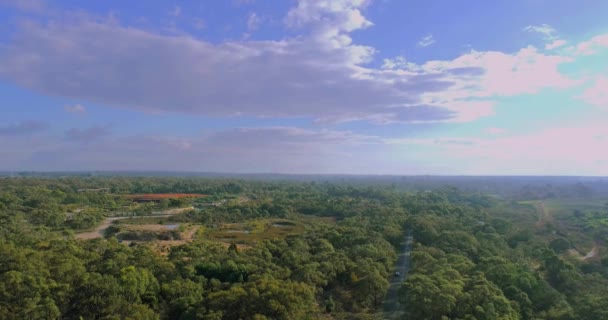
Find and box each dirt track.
[534,201,554,230]
[75,206,194,240]
[570,244,600,261]
[584,245,600,260]
[75,217,129,240]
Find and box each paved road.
[382,231,414,319]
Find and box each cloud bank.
[0,1,595,125]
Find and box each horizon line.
[1,170,607,178]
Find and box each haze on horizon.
[1,0,607,175]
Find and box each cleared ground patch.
[206,218,307,245]
[75,217,127,240]
[542,199,607,220]
[74,206,192,239]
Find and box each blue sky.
[1,0,607,175]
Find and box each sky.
[1,0,607,175]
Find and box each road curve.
[382,230,414,319]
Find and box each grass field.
[542,199,606,217]
[518,198,606,224]
[205,218,307,244]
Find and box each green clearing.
[103,214,333,247]
[517,198,607,254]
[543,198,607,217]
[205,217,326,245]
[517,198,606,224]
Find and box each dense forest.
[0,176,606,319]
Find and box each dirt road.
[75,206,194,240]
[584,245,600,260]
[534,201,554,230]
[75,214,175,240]
[75,217,128,240]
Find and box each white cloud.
[381,56,418,70]
[243,12,263,38]
[0,15,461,124]
[247,12,261,32]
[579,77,608,109]
[525,24,570,52]
[524,24,558,40]
[573,34,608,56]
[381,46,577,123]
[417,34,435,47]
[0,1,604,126]
[3,1,608,174]
[442,100,495,123]
[417,46,577,99]
[64,104,86,114]
[285,0,373,47]
[545,39,567,50]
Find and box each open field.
[542,199,607,217]
[519,199,606,228]
[74,215,177,240]
[205,219,307,244]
